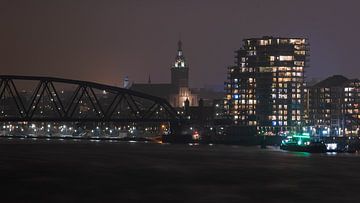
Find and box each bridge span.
[0,75,179,123]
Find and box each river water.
[0,138,359,202]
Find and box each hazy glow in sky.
[1,0,359,88]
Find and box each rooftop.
[312,75,349,88]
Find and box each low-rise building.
[309,75,360,136]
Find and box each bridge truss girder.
[0,75,178,123]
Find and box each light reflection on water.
[289,151,311,157]
[2,136,360,157]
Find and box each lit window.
[248,51,256,56]
[279,56,294,61]
[292,39,305,44]
[295,51,306,55]
[259,40,269,46]
[294,61,304,66]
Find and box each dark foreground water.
[1,139,360,203]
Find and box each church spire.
[173,40,187,68]
[178,40,182,52]
[171,39,189,88]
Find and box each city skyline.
[1,0,360,88]
[2,1,360,202]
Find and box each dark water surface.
[0,138,359,203]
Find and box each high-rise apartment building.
[225,36,309,134]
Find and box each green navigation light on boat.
[280,132,326,153]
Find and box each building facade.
[309,75,360,136]
[225,36,309,135]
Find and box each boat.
[280,133,327,153]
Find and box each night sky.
[1,0,359,88]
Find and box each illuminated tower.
[123,76,130,89]
[225,36,309,134]
[171,40,189,88]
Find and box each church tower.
[171,40,189,88]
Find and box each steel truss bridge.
[0,75,178,123]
